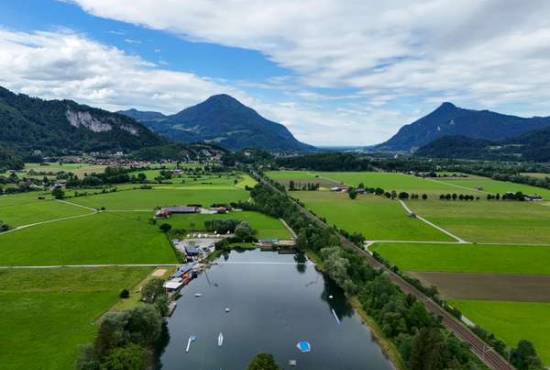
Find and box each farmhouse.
[156,206,199,217]
[525,194,543,201]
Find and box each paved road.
[255,172,515,370]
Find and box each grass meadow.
[370,242,550,275]
[70,188,250,210]
[0,267,151,370]
[294,191,453,241]
[25,162,107,178]
[435,177,550,199]
[0,212,178,265]
[165,211,292,239]
[0,197,91,227]
[409,199,550,244]
[449,299,550,364]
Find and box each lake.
[158,249,395,370]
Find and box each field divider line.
[424,178,490,194]
[0,263,182,269]
[0,212,99,236]
[398,200,468,243]
[56,199,98,212]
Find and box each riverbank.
[305,247,405,370]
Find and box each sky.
[1,0,550,146]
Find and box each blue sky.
[1,0,550,145]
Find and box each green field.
[0,212,177,265]
[371,242,550,275]
[25,162,107,178]
[266,170,320,180]
[294,191,452,241]
[409,199,550,244]
[0,197,91,227]
[0,267,150,370]
[449,299,550,364]
[165,211,292,239]
[436,178,550,199]
[70,188,250,210]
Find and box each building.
[525,195,543,201]
[185,246,200,257]
[156,206,199,217]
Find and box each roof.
[160,206,198,213]
[185,246,200,254]
[163,280,184,289]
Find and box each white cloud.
[60,0,550,112]
[0,29,240,113]
[0,28,397,145]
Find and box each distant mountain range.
[376,102,550,152]
[416,124,550,162]
[119,94,315,152]
[0,86,165,158]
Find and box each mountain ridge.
[119,94,315,152]
[376,102,550,151]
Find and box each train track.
[254,172,515,370]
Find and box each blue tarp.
[296,341,311,353]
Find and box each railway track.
[254,172,515,370]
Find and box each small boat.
[225,307,230,313]
[194,293,203,298]
[218,332,224,346]
[186,335,196,353]
[296,341,311,353]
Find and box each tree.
[99,343,146,370]
[247,353,280,370]
[126,305,163,346]
[136,173,146,183]
[0,220,9,233]
[119,289,130,299]
[409,328,448,370]
[422,194,428,200]
[289,180,295,191]
[95,312,130,358]
[159,223,172,233]
[234,221,256,240]
[141,278,164,303]
[398,192,409,200]
[52,187,65,199]
[348,187,358,200]
[510,340,543,370]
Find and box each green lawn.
[165,211,292,239]
[0,198,91,227]
[449,299,550,364]
[409,199,550,244]
[266,170,320,180]
[294,192,453,241]
[25,162,107,178]
[0,267,151,370]
[436,178,550,199]
[0,212,178,265]
[371,243,550,275]
[70,188,250,210]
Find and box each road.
[254,172,515,370]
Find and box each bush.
[159,223,172,233]
[119,289,130,299]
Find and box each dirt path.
[398,200,468,243]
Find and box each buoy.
[225,307,230,313]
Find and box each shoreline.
[305,248,405,370]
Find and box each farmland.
[293,191,453,241]
[0,212,178,265]
[408,199,550,244]
[0,267,151,370]
[435,177,550,198]
[69,187,250,210]
[24,162,107,178]
[370,242,550,275]
[165,211,292,239]
[449,300,550,364]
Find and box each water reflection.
[294,252,307,274]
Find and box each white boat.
[186,335,196,352]
[224,307,230,313]
[194,293,203,297]
[218,332,224,346]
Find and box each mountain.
[0,86,166,157]
[376,102,550,151]
[119,94,315,152]
[416,125,550,162]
